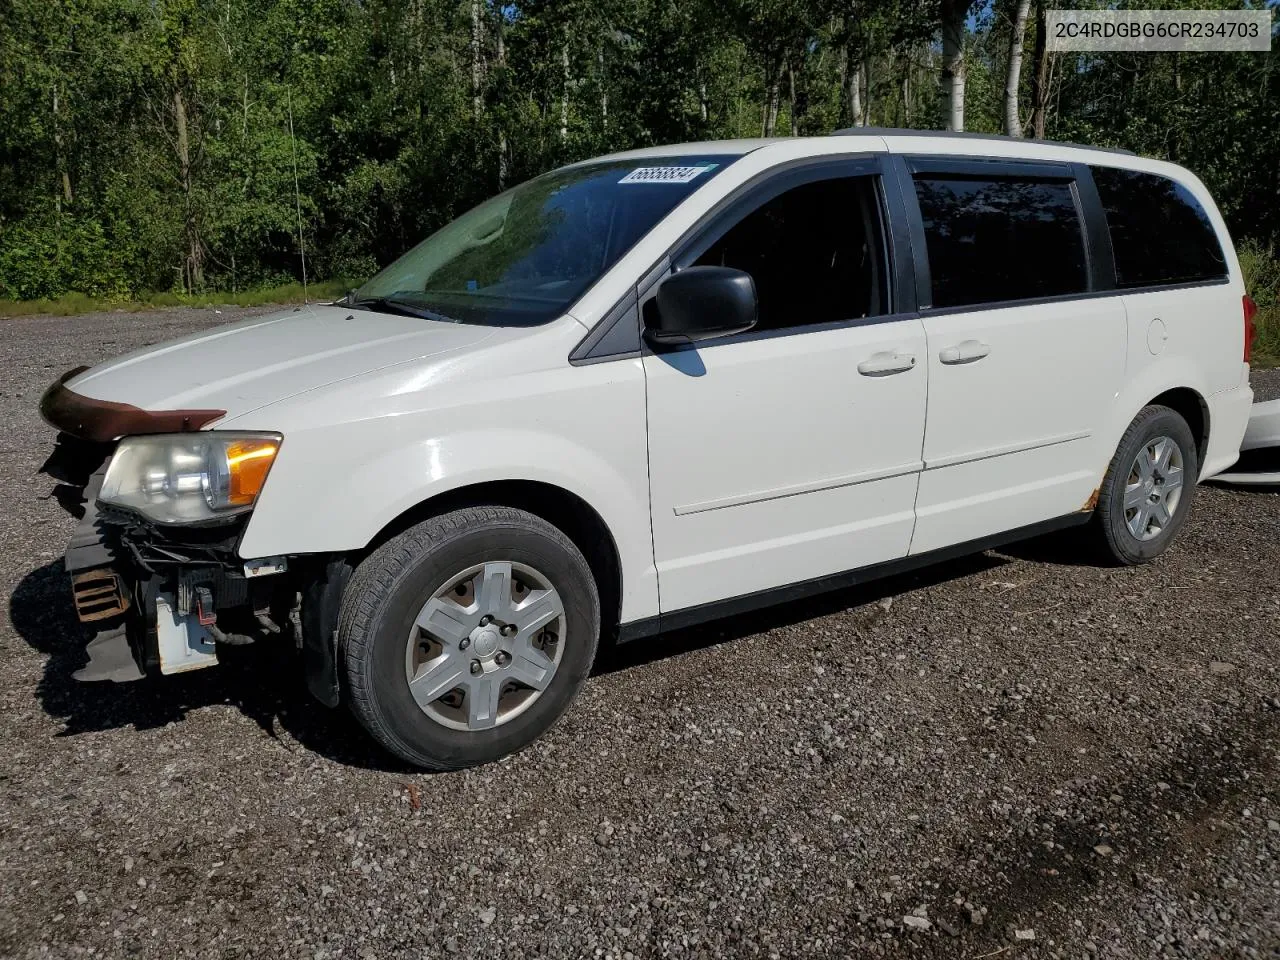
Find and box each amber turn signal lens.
[224,439,279,506]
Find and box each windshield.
[350,155,736,326]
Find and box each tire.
[340,506,600,770]
[1094,404,1198,565]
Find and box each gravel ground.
[1,307,1278,960]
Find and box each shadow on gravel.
[9,525,1095,772]
[994,524,1106,567]
[894,709,1279,957]
[595,550,1011,676]
[1204,478,1280,496]
[8,559,414,774]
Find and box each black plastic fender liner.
[64,468,116,574]
[300,557,353,707]
[73,622,146,682]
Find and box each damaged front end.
[40,372,349,705]
[45,431,300,680]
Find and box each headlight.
[99,432,282,524]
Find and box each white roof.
[579,129,1176,176]
[572,139,781,164]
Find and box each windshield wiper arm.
[349,295,458,324]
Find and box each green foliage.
[0,0,1276,304]
[0,279,353,318]
[0,216,131,299]
[1240,239,1280,368]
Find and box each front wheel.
[339,506,600,770]
[1094,404,1198,565]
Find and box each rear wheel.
[340,506,600,770]
[1095,404,1198,565]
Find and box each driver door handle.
[939,340,992,365]
[857,351,917,377]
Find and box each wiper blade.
[349,296,458,324]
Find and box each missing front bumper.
[45,425,330,695]
[56,480,235,681]
[69,587,220,681]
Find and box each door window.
[1090,166,1227,289]
[913,176,1088,309]
[692,176,887,332]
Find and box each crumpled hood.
[67,304,495,421]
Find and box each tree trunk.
[559,44,569,143]
[698,77,709,125]
[173,85,203,292]
[470,0,483,120]
[495,11,508,188]
[838,47,849,123]
[848,49,863,126]
[760,70,770,135]
[939,0,968,131]
[598,47,608,132]
[1004,0,1031,136]
[902,58,912,126]
[1029,1,1050,139]
[287,89,307,297]
[860,57,871,125]
[413,0,424,74]
[762,53,783,138]
[787,61,798,135]
[52,82,73,211]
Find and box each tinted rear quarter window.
[1091,166,1227,289]
[913,176,1088,309]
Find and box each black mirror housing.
[645,266,758,345]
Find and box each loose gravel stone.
[0,307,1278,959]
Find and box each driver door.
[643,163,928,615]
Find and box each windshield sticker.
[619,164,717,185]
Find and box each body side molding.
[616,511,1091,642]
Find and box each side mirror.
[644,266,758,346]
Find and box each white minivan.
[41,129,1256,769]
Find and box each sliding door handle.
[857,352,917,376]
[939,340,992,365]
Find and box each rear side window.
[913,176,1088,309]
[1091,167,1227,289]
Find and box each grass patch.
[0,279,354,319]
[1241,240,1280,369]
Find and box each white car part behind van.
[1212,398,1280,485]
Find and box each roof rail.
[829,126,1137,157]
